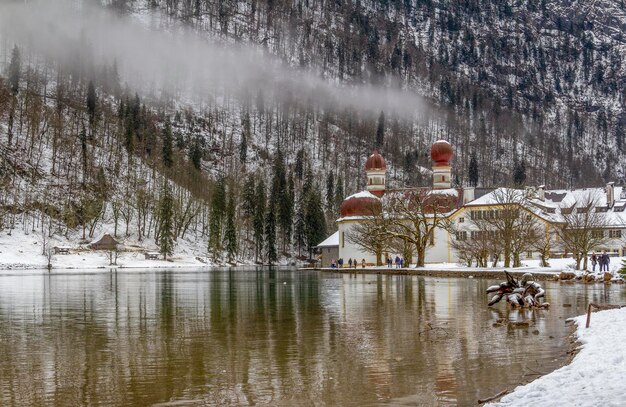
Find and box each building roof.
[462,186,626,227]
[431,140,453,166]
[340,191,382,217]
[365,151,386,171]
[317,231,339,248]
[89,233,120,250]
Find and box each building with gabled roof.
[318,140,626,267]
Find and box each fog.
[0,0,426,117]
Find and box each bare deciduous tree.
[555,191,609,270]
[345,201,387,266]
[384,189,455,267]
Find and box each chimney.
[607,182,615,208]
[537,185,545,201]
[463,187,475,204]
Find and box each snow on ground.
[0,225,211,270]
[372,257,624,278]
[488,307,626,407]
[0,215,299,271]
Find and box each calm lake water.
[0,269,624,406]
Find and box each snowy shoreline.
[488,307,626,406]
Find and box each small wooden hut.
[89,234,120,251]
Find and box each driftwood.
[478,389,508,404]
[585,303,625,328]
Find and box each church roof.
[317,231,339,248]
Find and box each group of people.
[330,258,365,268]
[385,256,405,268]
[590,251,611,272]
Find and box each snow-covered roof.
[316,231,339,247]
[463,188,523,206]
[463,186,626,227]
[344,191,380,200]
[429,188,458,197]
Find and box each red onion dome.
[430,140,453,165]
[365,150,386,171]
[339,191,382,217]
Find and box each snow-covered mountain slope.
[0,0,624,265]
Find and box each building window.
[341,232,345,248]
[592,230,604,239]
[459,217,465,223]
[609,230,622,238]
[456,231,467,241]
[527,251,533,258]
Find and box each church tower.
[365,151,386,197]
[431,140,453,189]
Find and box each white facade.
[337,216,455,265]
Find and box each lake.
[0,269,623,406]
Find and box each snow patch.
[489,307,626,406]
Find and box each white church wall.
[424,226,454,263]
[337,221,378,265]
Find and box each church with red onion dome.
[364,150,387,198]
[321,140,475,267]
[431,140,454,189]
[317,138,626,269]
[339,191,382,218]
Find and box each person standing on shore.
[591,252,598,272]
[601,251,610,272]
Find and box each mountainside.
[0,0,624,265]
[141,0,626,184]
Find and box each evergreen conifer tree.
[242,177,256,240]
[86,80,97,130]
[239,131,247,164]
[295,149,305,180]
[513,160,527,187]
[80,125,88,185]
[158,182,174,260]
[304,185,327,260]
[326,172,334,211]
[8,45,20,95]
[294,198,306,257]
[189,137,202,170]
[124,115,134,156]
[303,168,313,197]
[253,178,266,263]
[240,111,250,164]
[162,121,174,168]
[265,201,277,264]
[468,153,479,187]
[224,193,238,263]
[334,174,344,212]
[376,110,385,148]
[208,177,226,261]
[270,150,293,252]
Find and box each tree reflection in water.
[0,269,623,406]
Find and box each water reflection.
[0,269,623,406]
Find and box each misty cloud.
[0,0,425,117]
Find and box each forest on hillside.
[0,0,624,263]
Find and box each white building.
[321,140,626,267]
